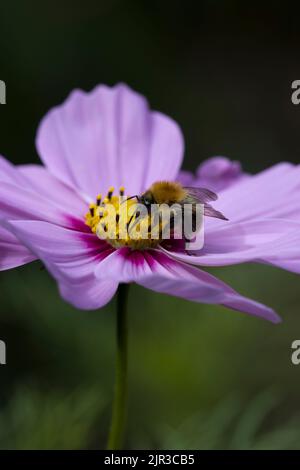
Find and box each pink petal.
[0,155,86,228]
[36,83,184,198]
[0,226,36,270]
[209,162,300,223]
[18,164,88,215]
[0,156,37,269]
[259,229,300,274]
[0,155,29,185]
[0,155,87,218]
[0,182,70,227]
[95,248,280,323]
[5,220,118,310]
[176,170,195,186]
[174,162,300,274]
[177,157,246,192]
[164,219,300,268]
[266,258,300,274]
[58,278,118,311]
[195,156,245,192]
[0,156,89,271]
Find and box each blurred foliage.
[1,0,300,450]
[159,391,300,450]
[0,387,106,450]
[0,261,300,449]
[157,390,300,450]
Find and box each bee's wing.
[202,203,228,221]
[183,187,228,221]
[183,187,218,202]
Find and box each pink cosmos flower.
[1,83,299,323]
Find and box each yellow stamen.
[85,186,162,250]
[107,186,114,200]
[89,203,96,217]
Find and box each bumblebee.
[126,181,228,242]
[86,181,228,250]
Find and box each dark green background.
[0,0,300,449]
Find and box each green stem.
[107,283,129,450]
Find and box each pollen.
[85,187,162,250]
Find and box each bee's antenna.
[121,195,139,204]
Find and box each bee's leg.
[127,208,146,236]
[126,214,135,233]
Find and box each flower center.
[85,187,161,250]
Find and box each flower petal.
[95,248,280,323]
[177,157,246,192]
[0,182,70,227]
[176,170,195,186]
[4,220,118,310]
[172,162,300,274]
[0,155,29,185]
[0,154,86,223]
[18,164,88,215]
[58,277,118,311]
[0,156,38,269]
[259,229,300,274]
[36,83,184,198]
[209,162,300,223]
[0,226,36,270]
[164,219,300,269]
[0,156,90,271]
[195,156,246,192]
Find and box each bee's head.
[139,191,155,207]
[123,191,155,209]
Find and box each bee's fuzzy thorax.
[148,181,187,204]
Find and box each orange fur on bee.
[147,181,187,204]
